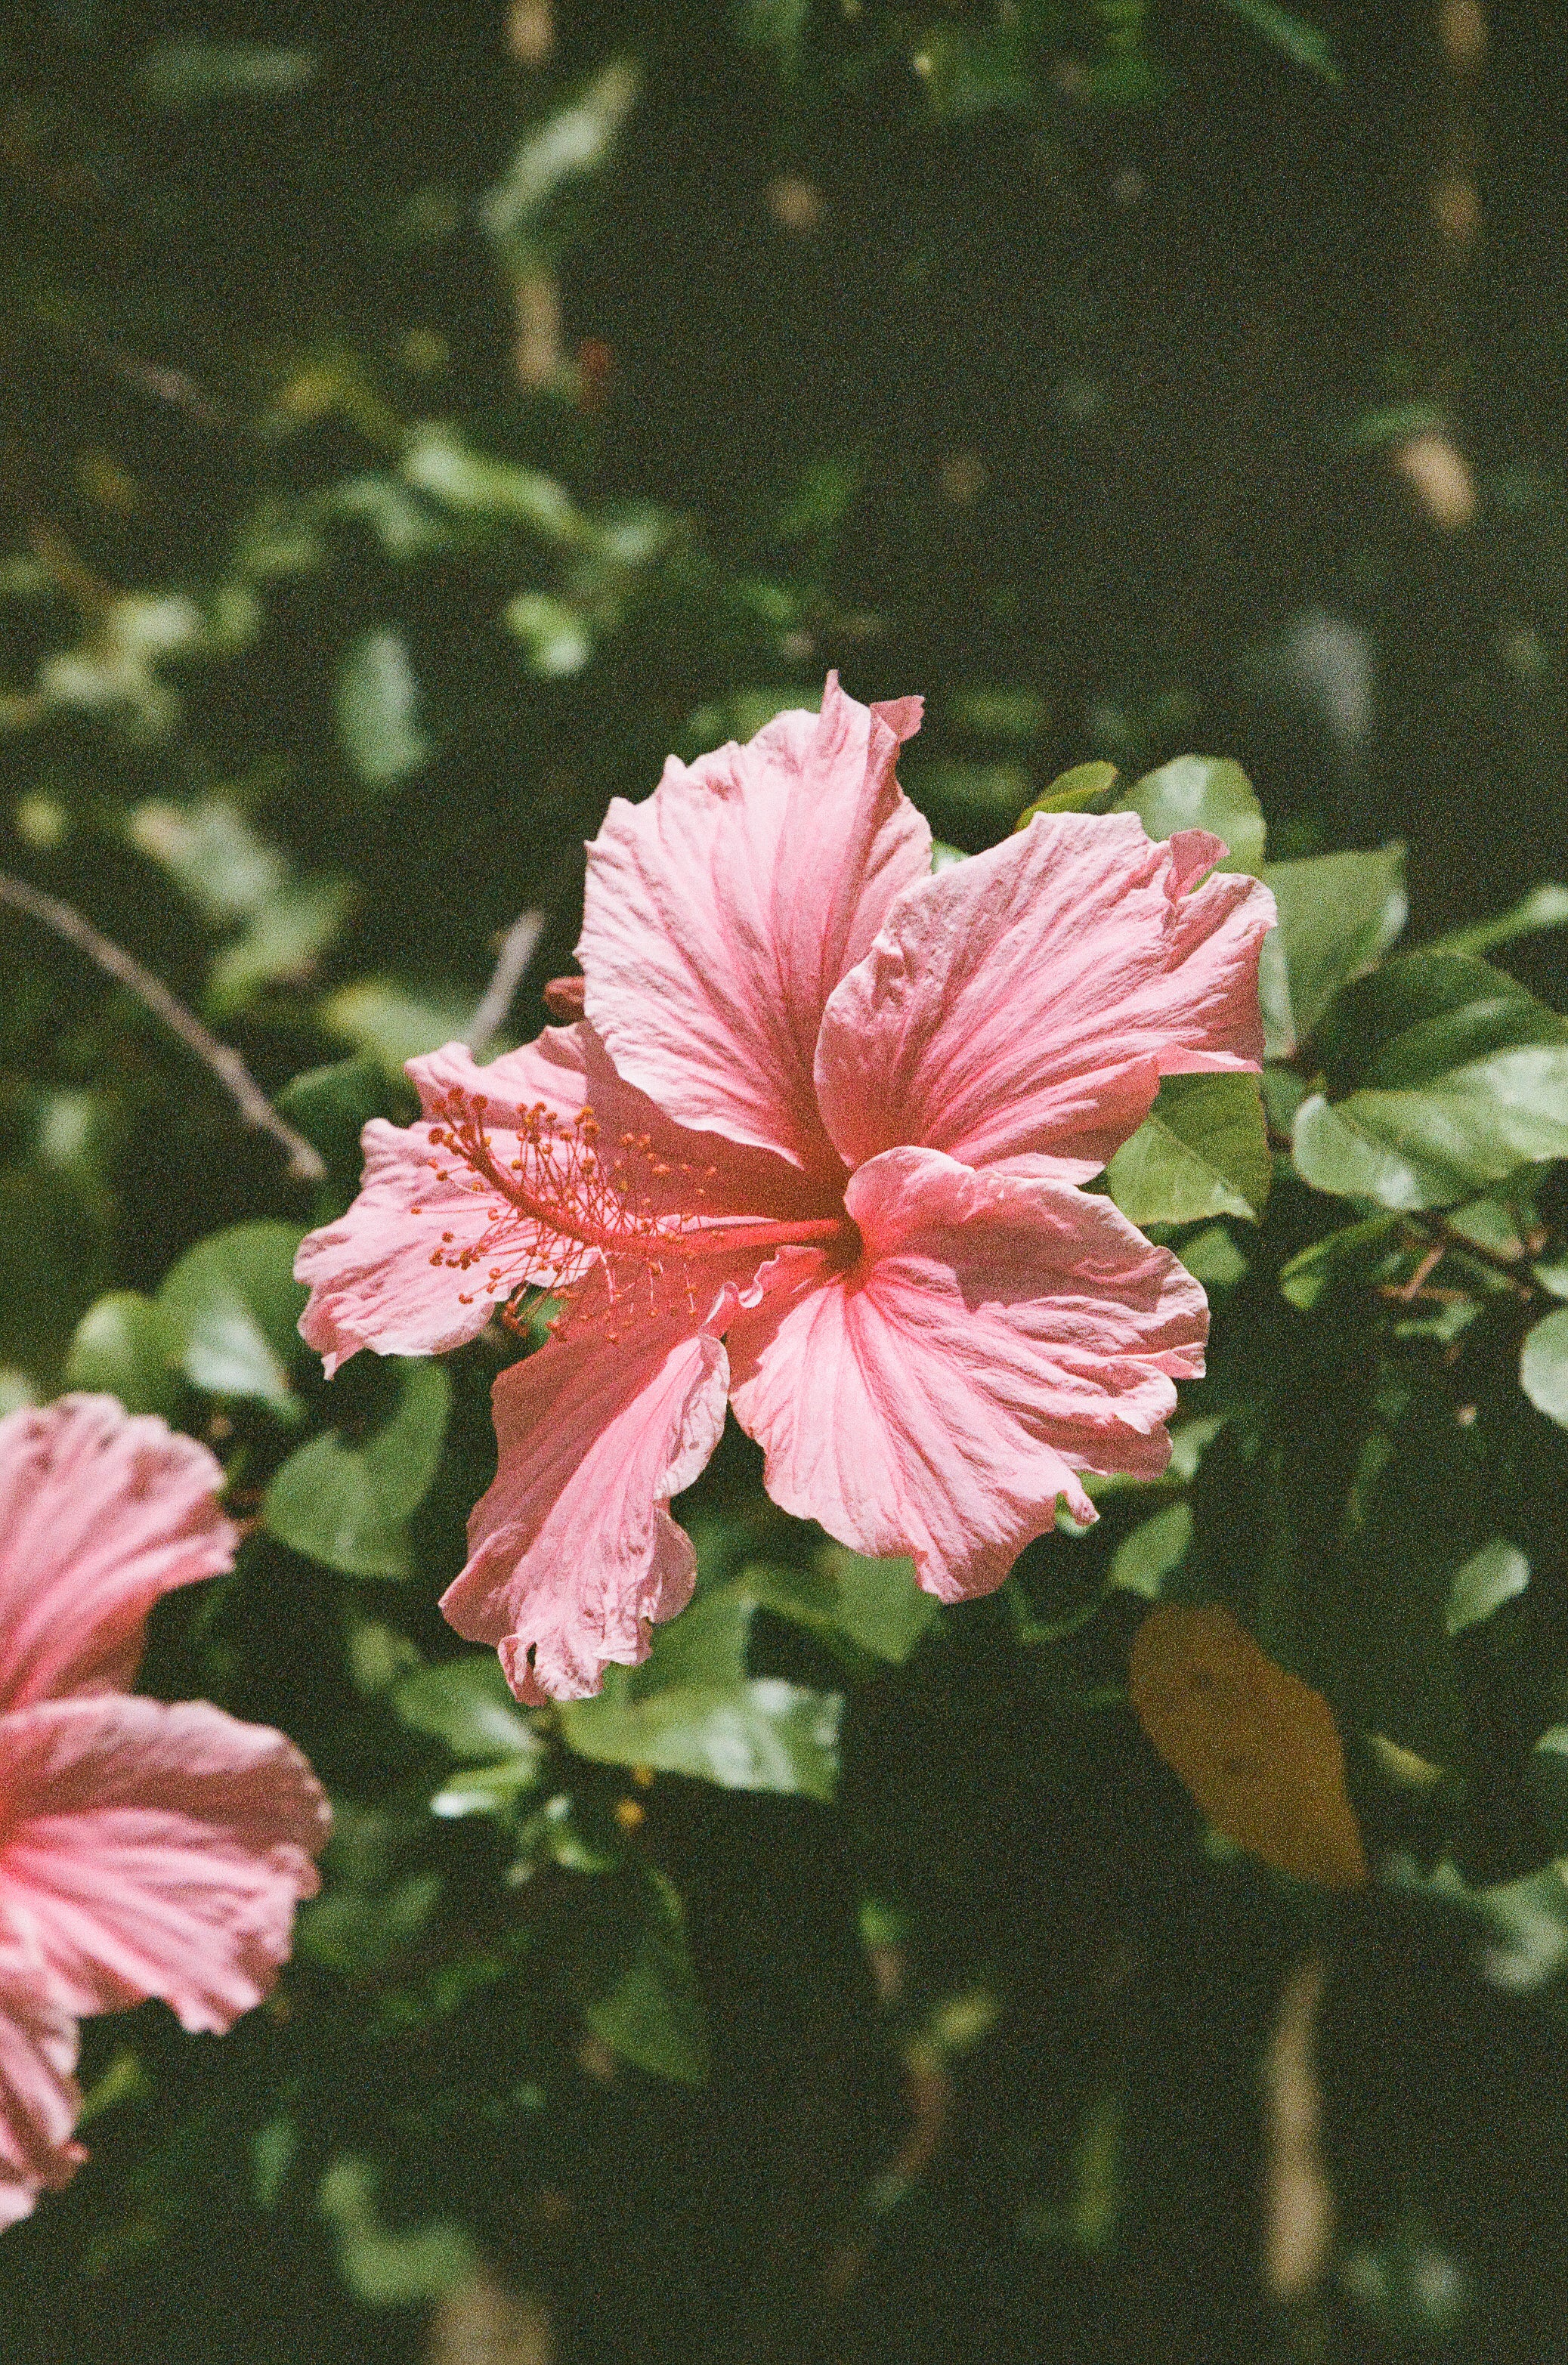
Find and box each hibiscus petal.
[577,672,929,1171]
[440,1304,732,1704]
[0,1912,85,2228]
[296,1026,817,1374]
[728,1147,1208,1601]
[815,809,1278,1176]
[0,1398,236,1715]
[0,1696,329,2033]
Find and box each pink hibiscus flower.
[0,1394,329,2227]
[296,676,1276,1705]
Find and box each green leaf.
[63,1291,189,1418]
[1526,1728,1568,1856]
[1015,761,1119,823]
[585,1871,710,2086]
[402,428,583,542]
[1215,0,1341,83]
[1109,1504,1193,1600]
[1105,1073,1271,1226]
[1262,844,1408,1050]
[264,1359,451,1578]
[1119,756,1266,875]
[1292,1050,1568,1210]
[275,1056,402,1182]
[503,592,592,677]
[477,60,641,271]
[139,41,317,107]
[1520,1308,1568,1430]
[1430,881,1568,958]
[158,1221,308,1414]
[392,1657,540,1763]
[206,880,353,1016]
[317,2159,476,2307]
[1314,951,1564,1097]
[820,1545,937,1664]
[1445,1540,1531,1637]
[336,630,431,789]
[560,1586,843,1800]
[321,979,479,1074]
[1277,1216,1401,1309]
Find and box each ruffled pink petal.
[0,1696,329,2034]
[0,1911,85,2228]
[577,672,929,1173]
[815,809,1278,1177]
[296,1025,818,1375]
[728,1147,1209,1602]
[0,1398,237,1716]
[440,1297,734,1704]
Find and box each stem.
[0,873,326,1183]
[465,909,546,1054]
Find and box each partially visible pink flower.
[296,675,1276,1704]
[0,1396,329,2227]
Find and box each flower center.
[414,1090,855,1336]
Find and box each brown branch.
[465,909,546,1053]
[0,873,326,1182]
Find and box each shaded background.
[3,2,1568,2358]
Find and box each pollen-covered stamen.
[416,1087,857,1328]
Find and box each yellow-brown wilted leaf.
[1129,1604,1368,1890]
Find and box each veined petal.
[296,1025,818,1375]
[578,672,928,1172]
[0,1398,236,1715]
[728,1147,1208,1601]
[0,1696,329,2034]
[0,1911,84,2229]
[441,1297,734,1704]
[815,809,1277,1176]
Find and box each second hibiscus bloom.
[296,678,1276,1703]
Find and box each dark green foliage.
[5,2,1568,2361]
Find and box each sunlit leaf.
[317,2159,475,2306]
[1129,1603,1368,1888]
[1109,1504,1193,1600]
[393,1656,541,1763]
[158,1221,307,1414]
[336,630,431,789]
[1106,1072,1271,1226]
[264,1360,452,1577]
[561,1586,843,1800]
[1015,760,1119,823]
[1262,843,1407,1050]
[1520,1308,1568,1430]
[1119,755,1266,874]
[1445,1539,1530,1637]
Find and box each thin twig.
[465,909,546,1053]
[0,873,326,1182]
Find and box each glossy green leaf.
[264,1360,452,1577]
[1262,843,1408,1050]
[1431,882,1568,959]
[63,1291,188,1418]
[560,1586,843,1800]
[336,629,431,789]
[586,1871,710,2086]
[322,979,479,1074]
[503,592,592,676]
[1445,1540,1530,1637]
[1015,761,1119,823]
[392,1657,540,1763]
[1105,1073,1271,1226]
[1119,755,1266,874]
[1277,1216,1401,1309]
[158,1221,308,1414]
[402,428,583,542]
[1292,1050,1568,1210]
[1520,1308,1568,1430]
[1313,951,1564,1098]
